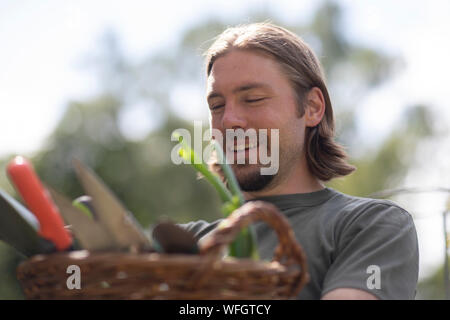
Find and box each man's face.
[206,49,307,192]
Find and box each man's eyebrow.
[232,82,271,93]
[207,92,222,102]
[207,83,271,102]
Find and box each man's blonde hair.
[204,22,355,181]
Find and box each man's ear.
[304,87,326,127]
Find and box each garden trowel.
[152,221,199,254]
[72,159,152,252]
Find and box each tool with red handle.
[6,156,72,251]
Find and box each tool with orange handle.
[6,156,73,251]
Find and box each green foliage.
[417,265,447,300]
[0,243,25,299]
[36,99,224,227]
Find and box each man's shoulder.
[323,189,413,227]
[328,188,410,214]
[320,190,419,300]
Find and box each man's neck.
[243,159,325,200]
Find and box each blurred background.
[0,0,449,299]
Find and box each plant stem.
[211,140,245,206]
[173,132,232,203]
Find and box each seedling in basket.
[172,131,259,260]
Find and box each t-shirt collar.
[247,187,336,210]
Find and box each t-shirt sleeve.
[321,202,419,300]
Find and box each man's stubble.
[232,133,304,192]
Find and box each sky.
[0,0,450,281]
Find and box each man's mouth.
[230,141,258,152]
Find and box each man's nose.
[222,102,247,129]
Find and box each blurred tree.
[328,104,435,196]
[0,243,24,299]
[35,96,223,227]
[417,265,446,300]
[0,1,439,299]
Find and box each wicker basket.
[16,201,309,300]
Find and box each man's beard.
[232,164,276,192]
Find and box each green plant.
[173,132,259,259]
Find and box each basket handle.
[199,200,309,296]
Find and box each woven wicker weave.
[16,201,309,300]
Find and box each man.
[181,23,419,300]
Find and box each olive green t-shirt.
[180,187,419,300]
